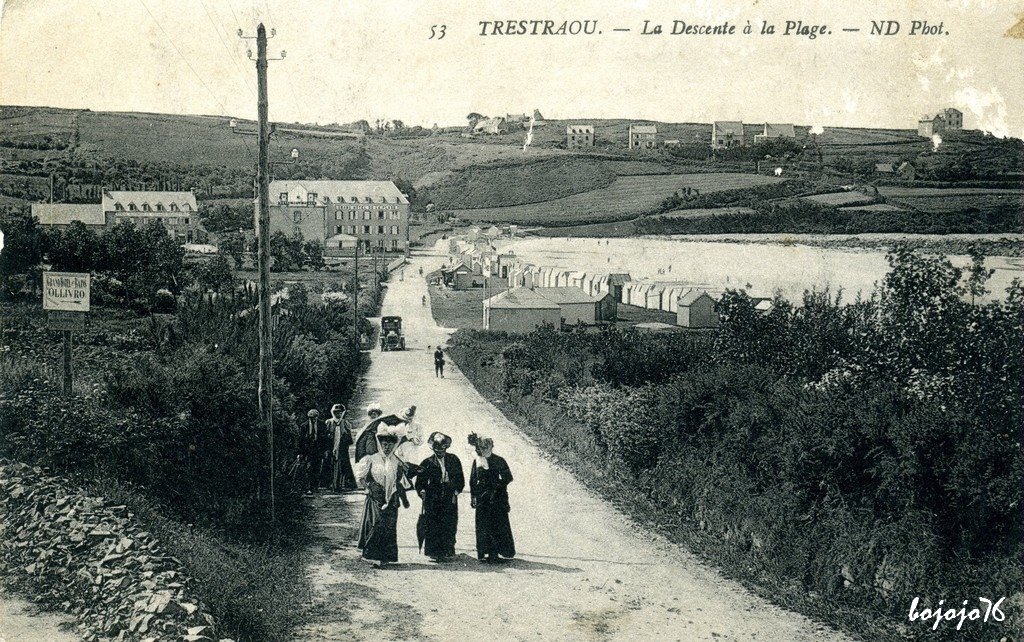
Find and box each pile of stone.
[0,460,232,642]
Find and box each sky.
[1,0,1022,137]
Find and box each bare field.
[76,111,363,169]
[452,173,783,225]
[839,203,905,212]
[877,186,1024,197]
[886,193,1024,214]
[803,191,877,206]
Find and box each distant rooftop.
[714,121,744,136]
[32,203,105,226]
[103,190,197,212]
[270,180,408,204]
[486,288,560,310]
[533,287,603,304]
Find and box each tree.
[0,207,44,276]
[270,231,304,271]
[47,220,99,272]
[197,255,235,293]
[964,246,994,305]
[467,113,485,128]
[302,240,324,271]
[218,231,246,268]
[201,202,254,233]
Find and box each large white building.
[268,180,410,254]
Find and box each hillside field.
[450,173,783,226]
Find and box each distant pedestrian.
[468,433,515,563]
[328,404,357,491]
[302,409,324,492]
[434,346,446,378]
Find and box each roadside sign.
[43,272,91,312]
[47,310,88,332]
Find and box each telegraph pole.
[353,242,360,349]
[241,23,285,526]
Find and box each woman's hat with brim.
[468,432,493,450]
[330,403,345,415]
[376,426,400,443]
[428,432,452,450]
[307,409,319,418]
[399,405,417,421]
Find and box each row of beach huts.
[441,239,766,333]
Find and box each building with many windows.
[566,124,594,148]
[268,180,410,254]
[32,190,200,243]
[918,108,963,137]
[628,124,657,149]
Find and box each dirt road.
[0,593,78,642]
[295,247,852,642]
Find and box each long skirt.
[333,449,357,490]
[475,504,515,560]
[421,498,458,559]
[358,496,399,563]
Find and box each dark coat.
[415,453,464,557]
[470,454,515,560]
[415,453,465,505]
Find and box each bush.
[444,249,1023,640]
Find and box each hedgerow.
[448,248,1023,640]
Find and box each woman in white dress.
[355,427,415,566]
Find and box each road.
[0,592,78,642]
[295,246,852,642]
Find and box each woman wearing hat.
[468,433,516,563]
[355,427,414,566]
[415,432,465,562]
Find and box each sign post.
[42,271,90,397]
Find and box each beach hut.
[677,290,720,328]
[607,274,631,302]
[538,266,553,288]
[533,287,603,325]
[646,284,667,310]
[633,283,656,308]
[626,282,644,306]
[662,285,687,313]
[484,289,561,333]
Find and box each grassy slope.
[451,173,783,226]
[421,157,618,210]
[2,106,1020,228]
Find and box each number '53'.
[429,25,447,40]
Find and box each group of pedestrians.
[294,404,358,492]
[355,422,516,567]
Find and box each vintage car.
[380,316,406,351]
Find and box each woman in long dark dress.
[415,432,464,562]
[468,433,515,563]
[355,428,413,566]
